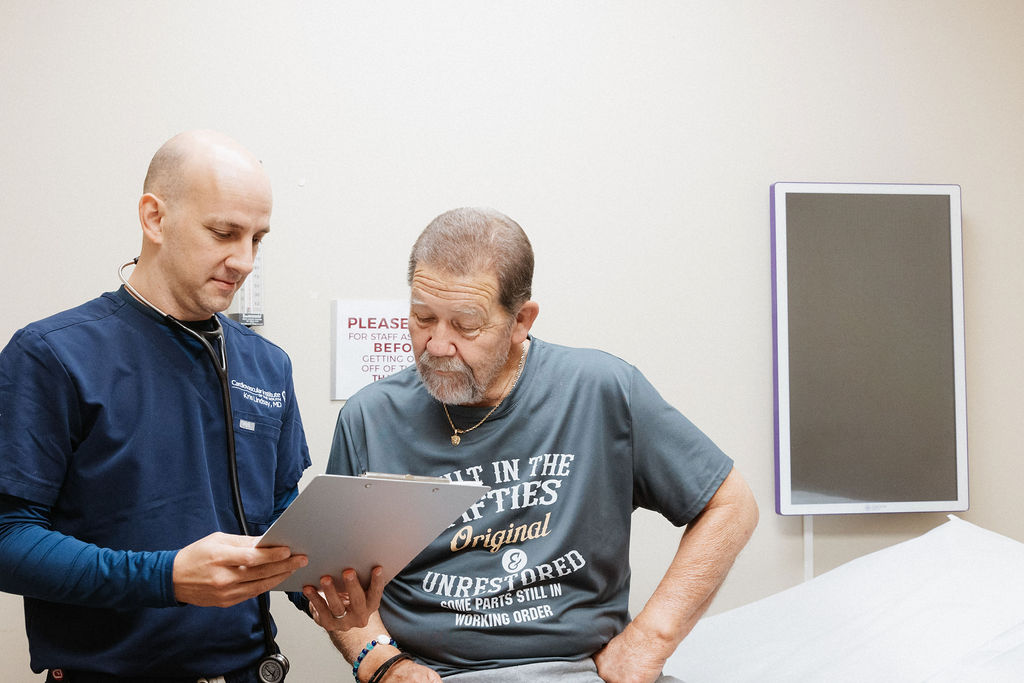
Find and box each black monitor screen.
[771,183,967,515]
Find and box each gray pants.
[443,658,683,682]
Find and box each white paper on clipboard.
[258,473,489,591]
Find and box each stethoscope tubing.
[117,259,281,663]
[118,260,248,532]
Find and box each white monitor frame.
[771,182,968,515]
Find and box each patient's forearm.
[329,613,389,661]
[633,468,758,654]
[328,614,405,682]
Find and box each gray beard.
[416,348,509,405]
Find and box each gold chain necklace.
[442,340,528,446]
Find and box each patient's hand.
[304,567,384,631]
[594,625,667,683]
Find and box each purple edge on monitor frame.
[769,184,782,514]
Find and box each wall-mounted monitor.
[771,183,968,515]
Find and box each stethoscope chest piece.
[258,652,289,683]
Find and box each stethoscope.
[119,259,289,683]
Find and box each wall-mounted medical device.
[771,183,968,515]
[230,248,265,327]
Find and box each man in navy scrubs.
[0,130,377,681]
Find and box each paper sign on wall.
[331,299,414,400]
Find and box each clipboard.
[258,473,489,591]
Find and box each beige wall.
[2,1,1023,680]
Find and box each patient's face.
[409,265,516,406]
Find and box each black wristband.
[368,652,413,683]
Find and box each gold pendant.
[451,434,461,446]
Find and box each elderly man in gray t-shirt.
[304,207,758,683]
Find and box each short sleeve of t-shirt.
[327,402,369,477]
[627,366,734,526]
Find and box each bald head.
[130,130,274,320]
[143,130,270,206]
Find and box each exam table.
[664,516,1024,682]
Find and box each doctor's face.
[157,155,272,320]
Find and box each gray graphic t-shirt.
[327,337,733,676]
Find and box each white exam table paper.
[666,516,1024,682]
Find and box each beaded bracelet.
[367,652,413,683]
[352,634,397,681]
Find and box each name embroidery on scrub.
[230,380,285,409]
